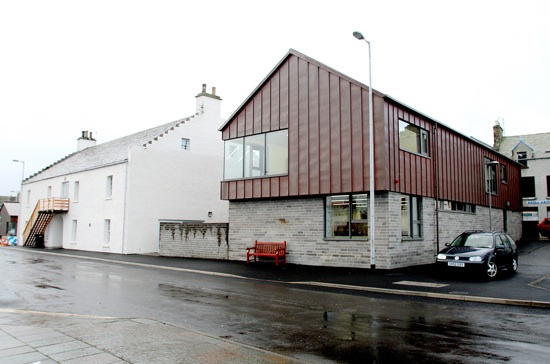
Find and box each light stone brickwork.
[159,223,229,259]
[226,192,522,270]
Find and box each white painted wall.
[123,96,227,253]
[17,91,228,255]
[18,163,129,253]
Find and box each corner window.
[325,194,369,239]
[401,195,422,238]
[399,120,429,156]
[224,130,288,180]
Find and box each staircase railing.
[23,197,70,246]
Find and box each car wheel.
[509,257,518,275]
[486,260,498,279]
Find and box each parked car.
[436,231,518,279]
[537,218,550,238]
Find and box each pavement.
[1,239,549,363]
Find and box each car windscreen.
[451,234,493,248]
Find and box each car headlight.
[469,256,483,262]
[437,254,447,260]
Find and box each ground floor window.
[401,195,422,238]
[325,194,369,239]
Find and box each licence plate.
[448,261,465,267]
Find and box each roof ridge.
[143,113,198,147]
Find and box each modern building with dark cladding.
[219,49,522,269]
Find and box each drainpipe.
[433,123,440,253]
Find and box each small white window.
[104,219,111,243]
[106,176,113,198]
[181,138,190,151]
[73,181,80,202]
[71,220,77,242]
[61,182,69,198]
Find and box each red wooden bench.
[246,241,287,266]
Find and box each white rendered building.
[17,85,228,254]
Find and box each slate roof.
[498,132,550,159]
[1,202,20,216]
[24,114,196,183]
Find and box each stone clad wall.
[159,222,229,259]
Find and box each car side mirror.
[445,243,450,247]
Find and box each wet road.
[1,248,549,363]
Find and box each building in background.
[17,85,228,254]
[219,49,522,270]
[0,201,19,239]
[493,121,550,238]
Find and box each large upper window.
[325,194,369,239]
[399,120,429,156]
[224,130,288,180]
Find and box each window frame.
[401,195,422,239]
[223,129,288,180]
[106,175,113,199]
[325,194,370,240]
[399,119,430,157]
[520,176,536,199]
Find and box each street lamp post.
[486,160,499,231]
[353,31,376,269]
[12,159,25,183]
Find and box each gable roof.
[498,132,550,159]
[0,202,20,216]
[217,49,515,163]
[24,114,197,183]
[219,48,387,131]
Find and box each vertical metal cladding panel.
[298,58,310,195]
[279,61,289,130]
[245,103,254,137]
[329,73,342,192]
[253,92,262,135]
[270,72,280,130]
[339,79,352,193]
[236,180,246,199]
[261,85,271,133]
[308,63,320,195]
[261,178,271,198]
[237,110,246,138]
[269,178,279,197]
[318,68,331,194]
[388,103,400,193]
[252,179,262,198]
[288,56,300,196]
[221,181,228,200]
[350,84,364,192]
[244,180,253,199]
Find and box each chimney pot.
[212,87,216,96]
[82,131,85,138]
[202,84,206,93]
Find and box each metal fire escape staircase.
[23,198,70,247]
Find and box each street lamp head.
[352,31,364,40]
[12,159,22,163]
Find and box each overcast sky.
[1,0,549,196]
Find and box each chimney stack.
[77,130,97,151]
[493,120,504,151]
